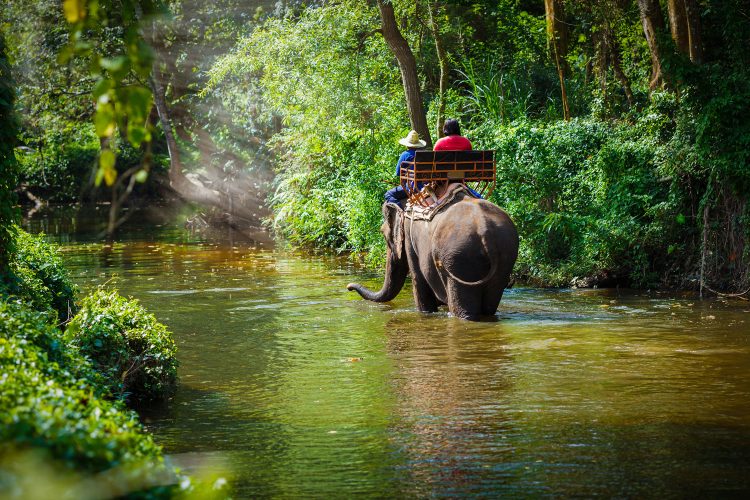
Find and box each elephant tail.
[439,235,498,287]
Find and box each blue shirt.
[395,149,416,176]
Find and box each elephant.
[347,188,518,320]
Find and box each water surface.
[27,206,750,497]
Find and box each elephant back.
[404,184,477,222]
[429,198,518,287]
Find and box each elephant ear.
[383,202,405,261]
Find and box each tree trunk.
[545,0,570,120]
[377,0,432,146]
[427,0,448,139]
[667,0,690,55]
[637,0,668,89]
[683,0,703,63]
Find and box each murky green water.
[27,206,750,497]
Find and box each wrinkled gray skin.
[347,193,519,320]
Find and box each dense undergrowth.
[3,1,749,292]
[0,28,227,499]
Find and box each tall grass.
[457,60,534,125]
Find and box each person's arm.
[395,151,407,177]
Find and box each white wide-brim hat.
[398,130,427,148]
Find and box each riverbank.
[0,226,224,497]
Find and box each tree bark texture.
[637,0,668,89]
[377,0,432,146]
[667,0,690,55]
[667,0,703,63]
[544,0,570,120]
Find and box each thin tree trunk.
[637,0,668,89]
[545,0,570,120]
[377,0,432,146]
[700,201,709,298]
[427,0,448,139]
[603,22,634,106]
[150,68,223,208]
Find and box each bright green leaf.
[94,103,116,138]
[93,79,113,100]
[134,170,149,183]
[98,149,117,187]
[99,56,130,81]
[127,124,150,147]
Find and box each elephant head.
[346,202,408,302]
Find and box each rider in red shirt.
[433,119,472,151]
[432,119,482,199]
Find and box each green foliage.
[0,33,18,275]
[0,300,163,473]
[60,0,159,187]
[66,288,179,403]
[209,3,405,262]
[16,124,99,202]
[0,228,78,322]
[486,117,675,286]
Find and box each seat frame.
[399,150,496,206]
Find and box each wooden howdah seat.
[399,150,496,206]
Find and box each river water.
[27,206,750,497]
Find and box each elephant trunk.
[347,247,408,302]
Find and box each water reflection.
[24,206,750,497]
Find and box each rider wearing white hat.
[385,130,426,206]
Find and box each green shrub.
[0,228,78,321]
[485,117,676,287]
[16,137,98,202]
[0,300,163,473]
[66,289,179,403]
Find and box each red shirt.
[433,135,472,151]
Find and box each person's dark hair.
[443,118,460,136]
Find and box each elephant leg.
[481,286,505,316]
[446,280,482,321]
[412,271,439,313]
